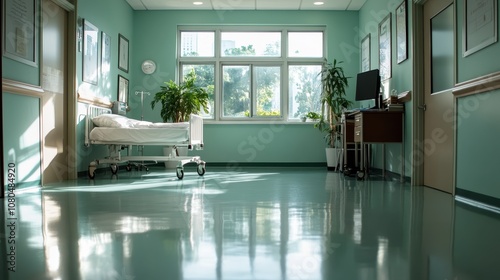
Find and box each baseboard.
[455,188,500,213]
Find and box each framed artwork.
[463,0,497,57]
[82,19,99,85]
[118,34,129,72]
[101,31,111,76]
[3,0,38,67]
[379,13,392,81]
[361,34,371,72]
[118,75,129,104]
[396,0,408,64]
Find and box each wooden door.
[423,0,455,193]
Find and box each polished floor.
[1,166,500,280]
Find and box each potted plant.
[151,69,210,123]
[315,59,352,170]
[151,69,210,166]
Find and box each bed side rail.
[85,105,112,146]
[189,114,204,148]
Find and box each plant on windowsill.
[315,59,352,170]
[150,69,210,123]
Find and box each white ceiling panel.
[125,0,367,10]
[256,0,301,10]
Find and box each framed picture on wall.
[101,31,111,77]
[3,0,38,67]
[118,75,129,104]
[463,0,497,57]
[379,13,392,81]
[361,34,371,72]
[118,34,129,72]
[83,19,99,85]
[396,0,408,64]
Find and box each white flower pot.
[325,147,341,171]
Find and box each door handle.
[418,104,427,111]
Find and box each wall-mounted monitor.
[355,69,381,109]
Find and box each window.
[288,65,323,119]
[179,27,325,122]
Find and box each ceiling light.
[193,1,203,5]
[314,2,324,5]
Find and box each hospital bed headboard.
[85,105,112,147]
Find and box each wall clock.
[141,59,156,74]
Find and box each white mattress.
[89,126,189,145]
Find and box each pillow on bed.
[92,114,132,128]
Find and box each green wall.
[456,90,500,198]
[358,0,413,177]
[117,10,360,165]
[456,0,500,83]
[76,0,135,172]
[454,1,500,202]
[2,93,41,188]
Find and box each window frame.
[178,25,326,123]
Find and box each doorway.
[414,0,455,194]
[41,0,70,183]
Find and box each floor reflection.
[1,167,500,279]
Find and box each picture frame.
[118,34,129,72]
[396,0,408,64]
[3,0,38,67]
[463,0,497,57]
[118,75,129,104]
[379,13,392,81]
[82,19,99,85]
[101,31,111,76]
[361,34,371,72]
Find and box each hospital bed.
[84,105,206,179]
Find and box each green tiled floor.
[1,167,500,279]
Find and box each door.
[41,0,68,183]
[422,0,455,193]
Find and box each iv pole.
[134,90,150,170]
[136,90,151,121]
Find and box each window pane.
[181,32,215,57]
[288,65,322,120]
[221,32,281,57]
[222,65,250,118]
[288,32,323,57]
[182,64,215,119]
[255,66,281,117]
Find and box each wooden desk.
[352,110,404,180]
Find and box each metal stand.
[130,90,151,171]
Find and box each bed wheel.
[176,168,184,180]
[110,164,118,174]
[126,164,132,172]
[357,171,365,180]
[197,164,206,176]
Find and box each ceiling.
[125,0,367,11]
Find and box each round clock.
[141,59,156,74]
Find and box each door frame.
[411,0,426,186]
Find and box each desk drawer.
[354,114,363,126]
[354,126,362,142]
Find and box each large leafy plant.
[315,59,352,148]
[151,70,209,122]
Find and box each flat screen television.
[355,69,381,109]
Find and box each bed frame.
[84,105,206,179]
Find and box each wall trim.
[453,71,500,97]
[2,78,44,98]
[78,93,113,108]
